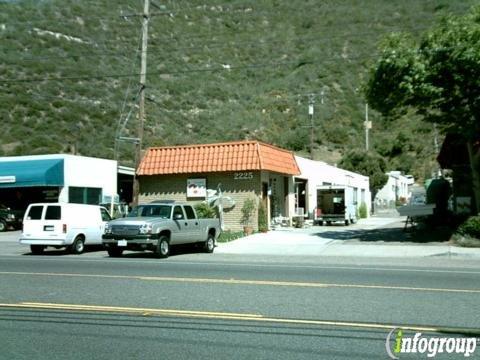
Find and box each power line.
[8,40,469,85]
[0,24,432,64]
[0,55,370,84]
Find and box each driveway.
[216,216,402,256]
[216,215,480,258]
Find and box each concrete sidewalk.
[216,216,480,258]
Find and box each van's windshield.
[127,205,171,218]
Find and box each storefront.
[0,154,132,212]
[137,141,300,232]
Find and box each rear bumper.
[19,239,68,246]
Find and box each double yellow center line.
[1,302,478,335]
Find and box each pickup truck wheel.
[69,236,85,254]
[107,247,123,257]
[204,234,215,253]
[0,219,6,232]
[30,245,45,255]
[156,236,170,258]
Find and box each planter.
[243,226,254,236]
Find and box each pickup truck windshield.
[127,205,172,218]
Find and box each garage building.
[0,154,133,212]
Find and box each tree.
[339,149,388,199]
[365,6,480,212]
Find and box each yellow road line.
[0,271,479,294]
[1,301,478,335]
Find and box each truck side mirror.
[174,213,183,220]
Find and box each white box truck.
[20,203,111,254]
[314,185,357,225]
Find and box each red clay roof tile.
[137,141,300,176]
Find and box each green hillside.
[0,0,476,180]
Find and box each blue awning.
[0,159,64,188]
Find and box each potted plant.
[258,202,268,233]
[240,198,256,235]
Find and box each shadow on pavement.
[311,225,453,243]
[23,245,106,256]
[110,244,206,259]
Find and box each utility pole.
[308,94,315,159]
[132,0,150,206]
[364,103,371,151]
[307,91,324,160]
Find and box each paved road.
[0,249,479,359]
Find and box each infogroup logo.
[385,328,478,359]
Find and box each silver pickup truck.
[102,202,220,258]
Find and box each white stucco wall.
[0,154,118,203]
[295,156,372,217]
[375,171,413,207]
[61,155,117,202]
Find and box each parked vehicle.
[19,203,111,254]
[102,202,221,258]
[0,204,23,231]
[314,185,357,225]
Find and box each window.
[100,208,111,222]
[184,206,196,220]
[45,206,61,220]
[173,206,184,220]
[27,206,43,220]
[127,205,171,218]
[69,187,102,205]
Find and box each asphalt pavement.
[0,254,479,359]
[2,212,480,261]
[1,219,480,359]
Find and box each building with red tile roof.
[137,141,300,176]
[137,141,300,232]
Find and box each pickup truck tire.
[69,236,85,254]
[107,247,123,257]
[30,245,45,255]
[0,219,6,232]
[156,236,170,258]
[204,234,215,253]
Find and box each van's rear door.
[23,205,65,240]
[41,205,64,239]
[22,205,45,238]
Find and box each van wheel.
[155,236,170,258]
[345,219,349,226]
[107,247,123,257]
[70,236,85,254]
[0,219,6,232]
[204,234,215,253]
[30,245,45,255]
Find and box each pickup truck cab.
[0,204,23,231]
[102,202,220,258]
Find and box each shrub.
[258,202,268,232]
[240,198,256,226]
[456,216,480,239]
[194,202,217,219]
[217,230,244,243]
[358,202,368,219]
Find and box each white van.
[20,203,111,255]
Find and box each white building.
[375,171,413,208]
[292,156,372,218]
[0,154,131,211]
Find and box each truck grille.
[111,225,140,236]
